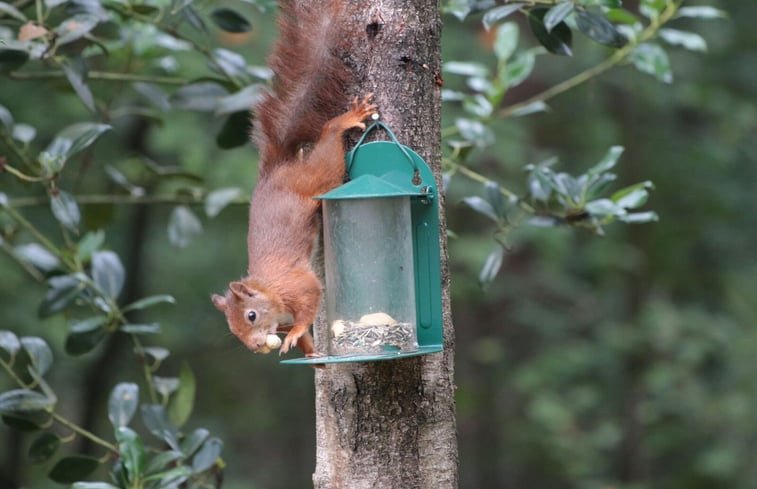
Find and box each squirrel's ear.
[211,294,227,312]
[229,281,256,299]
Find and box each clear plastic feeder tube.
[323,197,418,356]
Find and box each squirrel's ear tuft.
[229,281,256,299]
[211,294,227,312]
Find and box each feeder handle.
[346,121,418,173]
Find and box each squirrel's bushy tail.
[254,0,350,172]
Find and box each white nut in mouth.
[265,334,282,349]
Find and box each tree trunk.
[312,1,457,488]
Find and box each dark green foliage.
[0,0,749,488]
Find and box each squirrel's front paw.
[280,325,308,355]
[353,93,378,123]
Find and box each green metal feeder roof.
[316,172,423,200]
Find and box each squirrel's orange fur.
[212,0,377,356]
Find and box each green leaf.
[463,94,493,118]
[588,145,624,176]
[21,337,53,375]
[483,4,524,30]
[556,172,587,206]
[575,10,627,48]
[639,0,666,20]
[56,14,99,45]
[611,180,654,209]
[51,190,81,233]
[585,172,617,200]
[0,48,29,73]
[443,61,490,77]
[544,2,574,32]
[585,198,625,216]
[493,22,519,62]
[0,330,21,358]
[154,377,180,398]
[62,58,95,112]
[44,123,111,171]
[619,211,659,223]
[28,432,61,464]
[65,316,108,356]
[108,383,139,428]
[146,465,192,486]
[168,362,195,428]
[216,110,251,149]
[130,4,159,15]
[503,51,536,88]
[0,2,27,21]
[605,7,640,25]
[479,245,505,285]
[210,8,252,33]
[676,6,726,19]
[443,0,472,21]
[75,230,105,263]
[61,123,112,158]
[205,187,242,218]
[0,104,13,132]
[27,367,56,405]
[48,455,100,484]
[212,48,251,81]
[120,323,161,334]
[71,482,120,489]
[630,43,672,83]
[485,181,506,217]
[613,188,649,209]
[168,206,203,248]
[0,389,54,413]
[215,84,263,115]
[509,100,549,117]
[144,347,170,363]
[455,118,494,148]
[2,412,46,431]
[141,404,179,450]
[191,437,222,473]
[180,428,210,457]
[14,243,60,271]
[123,294,176,313]
[91,250,125,299]
[659,28,707,52]
[37,152,65,177]
[463,196,499,222]
[145,450,184,475]
[13,243,60,272]
[116,426,146,483]
[528,8,572,56]
[526,157,558,202]
[39,274,84,318]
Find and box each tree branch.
[9,70,189,85]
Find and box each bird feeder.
[282,122,443,364]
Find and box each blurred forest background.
[0,0,755,488]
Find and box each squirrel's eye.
[247,310,257,323]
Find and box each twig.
[0,204,73,268]
[52,412,119,453]
[7,193,248,208]
[500,0,684,117]
[444,158,536,213]
[9,70,190,85]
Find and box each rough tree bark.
[312,1,457,488]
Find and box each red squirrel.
[212,0,377,356]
